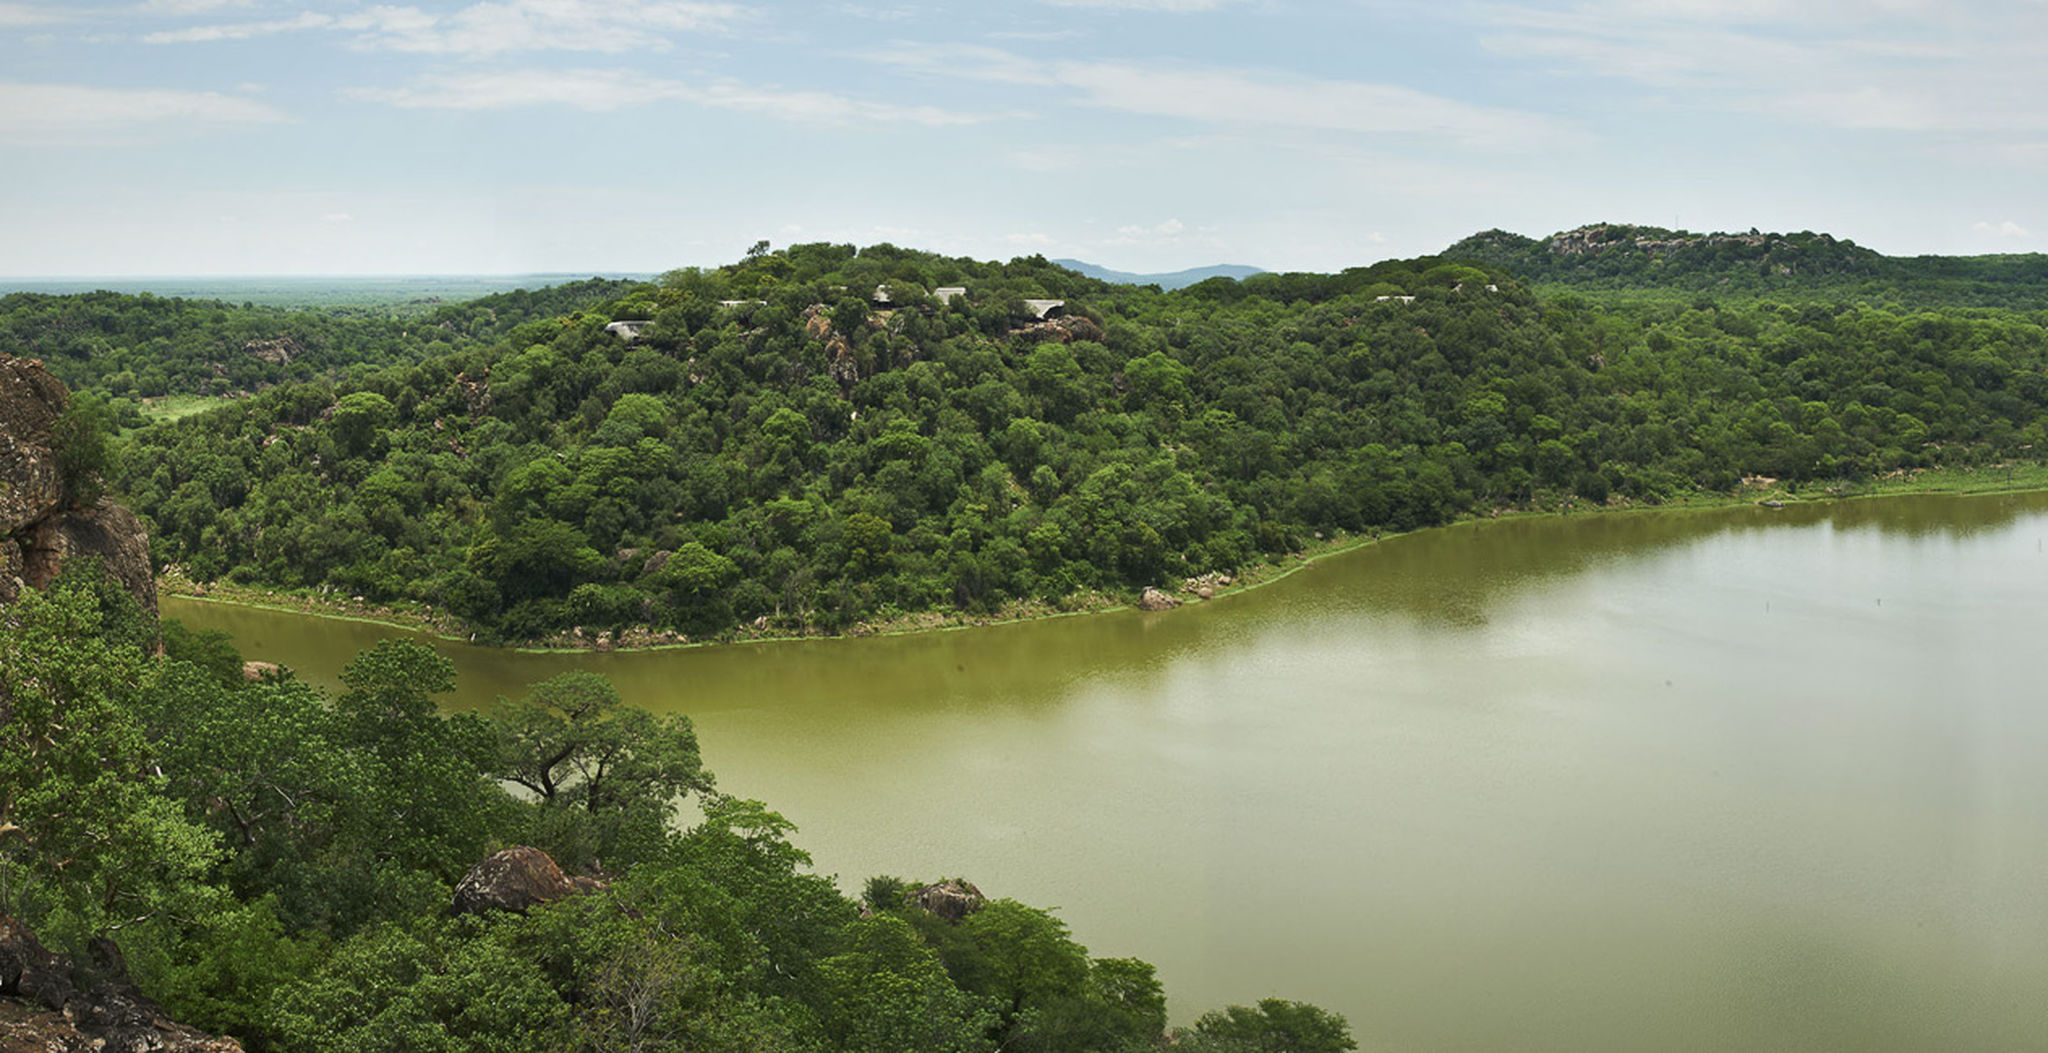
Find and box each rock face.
[1137,587,1181,612]
[452,846,607,916]
[0,354,156,616]
[0,915,244,1052]
[910,879,987,924]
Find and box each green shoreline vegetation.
[8,572,1357,1052]
[157,460,2048,653]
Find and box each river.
[163,492,2048,1052]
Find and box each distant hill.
[1052,259,1265,290]
[1442,223,2048,305]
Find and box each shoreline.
[156,462,2048,653]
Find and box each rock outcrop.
[1137,587,1181,612]
[0,915,244,1052]
[451,846,608,916]
[0,354,156,616]
[909,879,987,924]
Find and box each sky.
[1,0,2044,276]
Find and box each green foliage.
[0,585,219,946]
[1174,998,1357,1053]
[159,617,246,687]
[819,914,994,1053]
[113,240,2048,644]
[52,390,116,506]
[490,670,712,869]
[270,915,570,1053]
[5,612,1346,1051]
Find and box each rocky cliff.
[1,915,243,1052]
[0,354,155,616]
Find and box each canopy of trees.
[0,572,1354,1052]
[98,241,2048,642]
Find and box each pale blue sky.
[2,0,2043,275]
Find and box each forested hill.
[1050,259,1266,290]
[0,276,638,400]
[1444,223,2048,305]
[110,239,2048,645]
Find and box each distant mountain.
[1051,259,1265,290]
[1441,223,2048,305]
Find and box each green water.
[164,493,2048,1051]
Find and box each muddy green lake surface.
[165,492,2048,1052]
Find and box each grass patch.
[139,394,237,423]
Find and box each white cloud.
[1042,0,1240,9]
[135,0,258,14]
[1061,62,1567,147]
[145,12,335,44]
[1974,220,2028,238]
[151,0,745,55]
[350,67,982,125]
[1109,217,1197,245]
[0,2,65,26]
[872,45,1571,148]
[1480,0,2048,134]
[1007,232,1056,246]
[0,81,287,142]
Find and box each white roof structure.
[1022,299,1066,319]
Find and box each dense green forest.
[0,277,638,403]
[0,573,1351,1051]
[98,237,2048,642]
[1443,223,2048,306]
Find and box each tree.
[335,641,508,882]
[0,585,219,945]
[818,914,993,1053]
[490,671,712,869]
[1174,998,1356,1053]
[270,915,569,1053]
[330,391,396,456]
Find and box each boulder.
[452,846,583,916]
[909,879,986,924]
[0,354,157,619]
[0,914,243,1052]
[18,501,157,618]
[0,355,66,536]
[241,661,281,681]
[0,915,71,1010]
[1137,587,1181,612]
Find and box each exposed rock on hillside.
[0,915,244,1052]
[0,354,155,615]
[910,879,987,924]
[452,846,608,916]
[1137,587,1181,612]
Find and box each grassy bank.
[157,462,2048,651]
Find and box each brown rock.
[0,355,66,536]
[1196,585,1215,600]
[1137,587,1181,612]
[241,661,281,681]
[0,538,21,606]
[17,502,157,620]
[909,879,986,924]
[452,846,577,916]
[0,355,157,619]
[0,914,243,1052]
[242,336,302,366]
